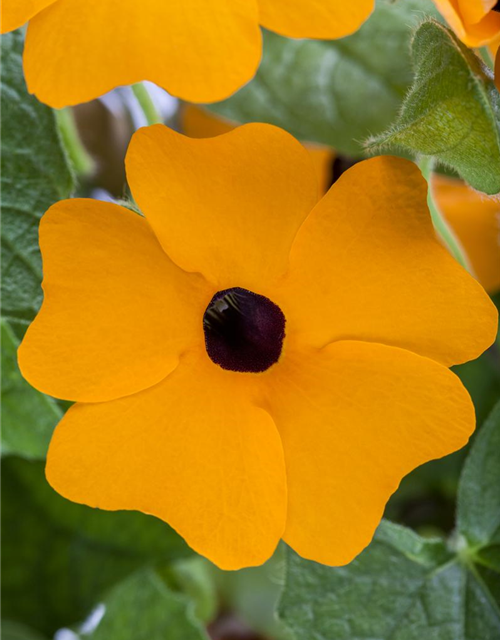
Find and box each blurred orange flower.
[433,0,500,46]
[433,174,500,293]
[0,0,374,108]
[19,124,497,569]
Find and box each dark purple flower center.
[203,287,286,373]
[493,1,500,11]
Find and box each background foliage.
[2,0,500,638]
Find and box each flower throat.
[203,287,286,373]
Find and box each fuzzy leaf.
[208,0,438,156]
[368,20,500,194]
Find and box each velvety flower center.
[203,287,286,373]
[493,1,500,12]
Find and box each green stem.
[418,156,471,272]
[131,83,163,126]
[56,108,94,177]
[478,46,494,69]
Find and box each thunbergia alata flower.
[19,124,497,569]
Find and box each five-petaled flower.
[433,0,500,46]
[19,124,497,570]
[0,0,374,108]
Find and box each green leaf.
[367,20,500,194]
[278,402,500,639]
[458,401,500,556]
[90,570,207,640]
[1,30,73,457]
[1,29,74,338]
[208,0,438,156]
[1,457,192,636]
[1,320,61,459]
[279,522,500,639]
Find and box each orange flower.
[433,0,500,46]
[19,124,497,569]
[0,0,374,108]
[432,174,500,293]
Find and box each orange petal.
[0,0,57,34]
[264,340,474,565]
[23,0,261,108]
[257,0,374,39]
[19,199,211,402]
[274,156,497,367]
[46,350,287,570]
[432,175,500,293]
[126,123,318,291]
[433,0,500,45]
[181,105,335,195]
[458,0,497,24]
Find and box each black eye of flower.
[493,1,500,12]
[203,287,286,373]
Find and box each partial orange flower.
[19,124,497,569]
[432,174,500,293]
[433,0,500,46]
[0,0,374,109]
[182,104,335,194]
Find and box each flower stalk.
[56,107,94,178]
[418,156,471,272]
[131,83,163,126]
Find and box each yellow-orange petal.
[181,104,335,195]
[46,350,287,570]
[433,0,500,45]
[274,156,497,367]
[432,175,500,293]
[126,123,318,291]
[257,0,374,39]
[263,340,474,566]
[0,0,57,34]
[23,0,261,108]
[19,199,211,403]
[458,0,497,25]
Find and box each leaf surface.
[368,20,500,194]
[209,0,438,155]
